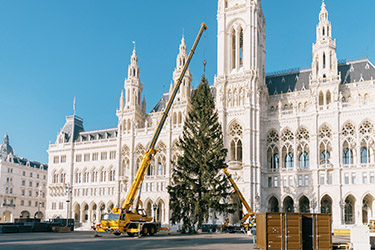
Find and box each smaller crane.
[221,168,255,233]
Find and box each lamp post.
[153,204,158,222]
[65,183,72,227]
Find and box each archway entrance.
[74,204,81,222]
[268,196,279,212]
[20,210,30,219]
[3,211,12,222]
[146,201,152,218]
[283,196,294,212]
[299,196,310,213]
[344,195,355,224]
[321,195,332,214]
[34,211,44,220]
[362,194,374,224]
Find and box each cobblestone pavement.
[0,231,257,250]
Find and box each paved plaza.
[0,231,257,250]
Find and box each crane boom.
[223,168,255,228]
[121,22,208,211]
[96,23,208,237]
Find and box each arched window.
[326,91,331,105]
[273,153,280,170]
[178,112,182,125]
[343,148,353,165]
[320,150,330,164]
[230,138,242,162]
[319,91,324,106]
[283,196,294,213]
[158,162,163,176]
[299,152,309,168]
[236,140,242,161]
[239,28,243,67]
[299,196,310,213]
[323,53,326,69]
[268,196,279,212]
[231,29,236,70]
[361,147,368,164]
[344,196,355,224]
[321,195,332,214]
[148,161,153,176]
[285,153,294,168]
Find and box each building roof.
[150,85,216,113]
[1,134,14,158]
[60,115,84,142]
[0,134,47,170]
[266,58,375,95]
[75,128,117,142]
[151,93,170,113]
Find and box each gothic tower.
[311,1,338,82]
[172,36,192,103]
[169,36,193,129]
[117,47,145,131]
[310,1,340,109]
[214,0,265,217]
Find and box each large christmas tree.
[168,75,233,233]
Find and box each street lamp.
[153,204,158,222]
[65,183,72,227]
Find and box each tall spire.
[172,35,192,102]
[319,0,328,21]
[120,90,124,110]
[127,45,140,80]
[176,35,187,69]
[311,1,338,82]
[124,44,143,109]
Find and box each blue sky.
[1,0,374,163]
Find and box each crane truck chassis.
[94,23,207,237]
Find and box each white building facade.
[47,0,375,230]
[0,135,48,222]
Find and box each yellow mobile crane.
[221,168,255,233]
[95,23,207,237]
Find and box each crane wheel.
[141,226,148,236]
[113,232,121,236]
[149,225,156,236]
[127,232,135,237]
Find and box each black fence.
[0,218,74,233]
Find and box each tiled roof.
[266,58,375,95]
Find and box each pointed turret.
[120,90,124,110]
[311,1,338,82]
[172,36,192,102]
[128,48,140,80]
[176,36,187,69]
[124,46,143,109]
[169,81,173,95]
[142,96,146,113]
